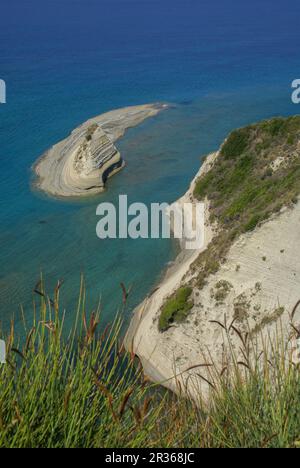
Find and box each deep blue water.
[0,0,300,330]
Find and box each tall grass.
[0,280,300,448]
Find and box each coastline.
[33,103,167,198]
[124,152,218,390]
[124,140,300,402]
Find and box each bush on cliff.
[158,287,193,332]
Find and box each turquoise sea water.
[0,0,300,330]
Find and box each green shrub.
[243,214,262,232]
[262,117,286,136]
[220,127,251,159]
[158,287,193,332]
[193,171,214,199]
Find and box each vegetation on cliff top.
[196,116,300,228]
[158,115,300,330]
[192,115,300,287]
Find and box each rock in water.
[33,103,166,198]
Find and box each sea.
[0,0,300,331]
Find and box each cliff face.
[33,104,165,198]
[73,125,120,177]
[125,116,300,402]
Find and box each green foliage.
[0,281,164,448]
[221,127,251,159]
[287,134,295,145]
[205,354,300,448]
[193,115,300,289]
[158,287,193,332]
[193,171,214,199]
[0,282,300,448]
[243,214,262,232]
[260,117,289,136]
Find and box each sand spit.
[125,151,300,403]
[33,103,166,198]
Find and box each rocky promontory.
[33,103,166,198]
[125,115,300,403]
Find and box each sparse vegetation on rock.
[192,115,300,289]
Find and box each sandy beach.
[33,103,166,198]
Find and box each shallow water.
[0,0,300,330]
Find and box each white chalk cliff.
[125,118,300,403]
